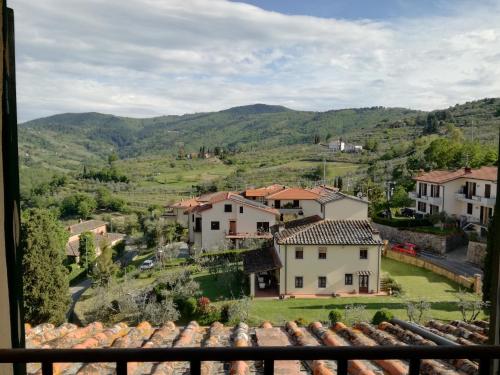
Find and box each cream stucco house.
[186,192,279,251]
[410,166,497,230]
[317,191,369,220]
[245,218,383,297]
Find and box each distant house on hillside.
[410,166,497,232]
[328,139,345,152]
[66,219,125,263]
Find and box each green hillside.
[18,99,500,210]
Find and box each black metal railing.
[1,345,500,375]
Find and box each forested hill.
[18,99,500,174]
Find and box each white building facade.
[411,166,497,228]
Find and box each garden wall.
[384,250,481,293]
[372,223,467,255]
[467,241,487,268]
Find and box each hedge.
[372,216,432,228]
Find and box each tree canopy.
[21,208,70,325]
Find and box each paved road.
[67,278,92,320]
[67,246,138,321]
[418,247,483,277]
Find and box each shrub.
[197,296,211,314]
[220,303,232,323]
[182,297,198,319]
[328,310,343,326]
[372,216,431,228]
[372,309,394,325]
[197,306,221,326]
[381,276,404,295]
[295,317,308,327]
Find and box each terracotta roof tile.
[244,184,286,197]
[414,166,497,184]
[275,219,382,245]
[68,220,107,235]
[25,319,487,375]
[266,188,320,200]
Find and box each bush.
[328,310,343,326]
[197,306,221,325]
[372,309,394,325]
[372,216,431,228]
[220,303,232,323]
[380,276,404,295]
[182,297,198,320]
[295,317,308,327]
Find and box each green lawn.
[246,257,483,325]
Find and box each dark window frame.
[210,221,220,230]
[239,206,244,213]
[318,276,327,288]
[360,249,368,259]
[224,204,232,212]
[257,221,270,232]
[467,203,473,215]
[345,273,353,285]
[295,248,304,259]
[295,276,303,288]
[318,247,327,259]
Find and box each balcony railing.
[1,345,500,375]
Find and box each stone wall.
[467,241,487,268]
[372,223,467,255]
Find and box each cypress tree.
[79,231,96,273]
[21,208,70,325]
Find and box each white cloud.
[9,0,500,121]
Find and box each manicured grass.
[246,257,484,325]
[68,263,87,286]
[193,271,247,301]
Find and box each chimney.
[464,167,472,174]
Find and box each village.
[57,164,495,329]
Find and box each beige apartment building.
[186,192,279,251]
[249,218,383,297]
[411,166,497,229]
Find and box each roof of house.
[188,192,279,215]
[307,185,338,196]
[266,187,320,201]
[68,220,107,235]
[316,191,368,205]
[243,246,283,274]
[66,232,126,257]
[244,184,286,197]
[168,197,200,209]
[275,219,382,245]
[24,319,485,375]
[414,166,497,184]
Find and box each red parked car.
[391,242,417,256]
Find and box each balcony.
[278,207,304,215]
[1,344,499,375]
[456,193,496,207]
[408,191,419,199]
[225,231,273,239]
[474,196,496,207]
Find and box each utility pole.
[324,157,327,184]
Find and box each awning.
[356,270,372,276]
[243,246,283,274]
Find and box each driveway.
[419,245,483,278]
[67,278,91,320]
[67,245,138,320]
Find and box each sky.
[10,0,500,122]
